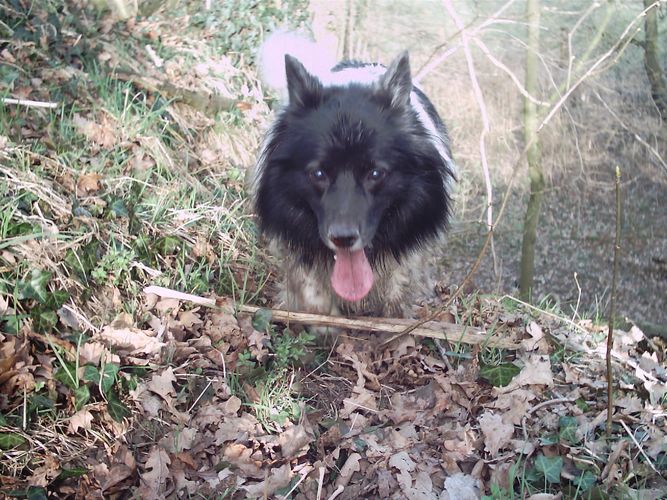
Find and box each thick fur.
[252,34,456,317]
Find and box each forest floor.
[0,1,666,499]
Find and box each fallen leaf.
[73,113,117,149]
[442,473,481,500]
[522,322,548,351]
[147,367,177,402]
[241,464,293,497]
[389,451,415,491]
[96,325,165,356]
[479,411,514,457]
[336,452,362,488]
[139,446,171,498]
[214,413,261,444]
[223,442,263,478]
[68,409,94,434]
[77,172,103,194]
[159,427,197,453]
[27,454,60,487]
[499,354,554,392]
[278,424,314,458]
[223,395,242,415]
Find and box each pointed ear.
[285,54,322,108]
[379,51,412,108]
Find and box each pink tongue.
[331,248,374,302]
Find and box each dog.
[251,34,456,318]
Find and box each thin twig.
[316,466,326,500]
[501,295,590,335]
[619,420,658,474]
[2,97,59,109]
[442,0,496,279]
[280,465,311,499]
[606,167,622,435]
[522,397,575,440]
[592,89,667,175]
[538,1,661,132]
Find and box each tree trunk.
[643,0,667,119]
[518,0,544,302]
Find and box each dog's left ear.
[379,52,412,108]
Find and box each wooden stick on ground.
[143,286,520,349]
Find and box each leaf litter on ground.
[0,1,665,498]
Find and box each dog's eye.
[309,169,327,182]
[368,168,386,182]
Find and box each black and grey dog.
[251,33,456,317]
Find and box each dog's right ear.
[285,54,323,108]
[379,51,412,109]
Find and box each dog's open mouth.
[331,248,374,302]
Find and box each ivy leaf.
[58,467,89,479]
[32,308,58,333]
[252,308,272,333]
[64,240,100,282]
[54,361,78,390]
[107,391,130,422]
[84,363,120,395]
[74,384,90,411]
[0,432,27,449]
[1,313,25,334]
[101,364,120,394]
[109,198,129,217]
[479,363,520,387]
[572,469,597,491]
[26,486,48,500]
[534,454,562,484]
[16,269,52,303]
[44,289,70,310]
[559,415,579,444]
[28,394,55,415]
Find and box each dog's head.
[256,52,452,302]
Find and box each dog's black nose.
[328,226,359,248]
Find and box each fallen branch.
[143,285,520,349]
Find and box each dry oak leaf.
[336,452,362,488]
[178,309,203,329]
[131,384,163,417]
[159,427,198,453]
[341,386,378,418]
[139,446,171,499]
[479,411,514,457]
[76,172,103,194]
[223,442,264,478]
[442,473,481,500]
[498,354,554,393]
[223,395,242,415]
[68,408,94,434]
[241,464,293,498]
[78,341,108,366]
[27,454,60,487]
[72,113,117,149]
[147,367,177,402]
[522,321,549,352]
[214,413,262,444]
[96,324,165,356]
[492,389,536,426]
[389,451,415,492]
[192,403,225,427]
[278,424,314,459]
